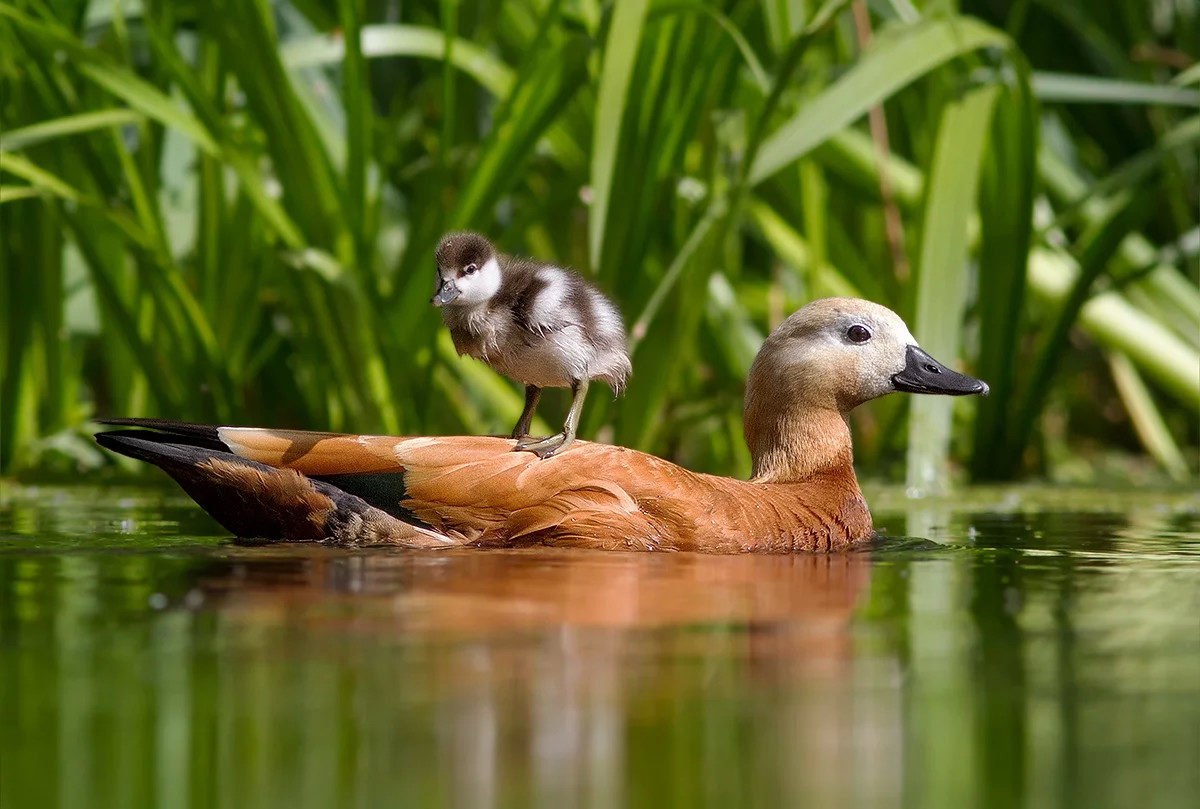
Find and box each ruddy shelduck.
[96,298,987,553]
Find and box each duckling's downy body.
[95,298,988,553]
[433,232,630,458]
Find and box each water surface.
[1,484,1197,809]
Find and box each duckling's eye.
[463,263,478,275]
[846,324,872,344]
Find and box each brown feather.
[192,458,453,548]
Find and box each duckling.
[95,298,988,553]
[431,232,631,458]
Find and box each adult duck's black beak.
[431,278,461,307]
[892,346,989,396]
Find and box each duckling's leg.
[510,385,542,440]
[514,378,588,459]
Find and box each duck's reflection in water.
[191,548,897,807]
[203,546,867,637]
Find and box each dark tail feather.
[95,418,225,450]
[95,431,454,548]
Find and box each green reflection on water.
[1,485,1197,809]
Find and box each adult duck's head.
[745,298,988,483]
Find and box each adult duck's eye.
[847,324,871,343]
[463,263,478,275]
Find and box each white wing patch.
[589,289,626,339]
[527,268,574,333]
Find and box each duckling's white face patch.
[452,256,502,307]
[433,232,501,308]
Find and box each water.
[1,483,1197,809]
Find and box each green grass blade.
[1050,115,1200,229]
[0,152,84,202]
[817,128,924,207]
[1028,248,1199,407]
[0,152,149,245]
[450,29,588,230]
[281,24,515,97]
[1011,187,1170,468]
[137,26,308,248]
[1031,72,1200,106]
[747,199,862,298]
[750,17,1010,184]
[339,0,369,266]
[741,0,855,183]
[76,63,218,156]
[0,187,41,204]
[1107,352,1190,481]
[692,6,769,91]
[0,109,142,152]
[906,84,999,494]
[1173,62,1200,86]
[1134,265,1200,350]
[970,69,1037,480]
[630,202,724,349]
[203,0,342,248]
[589,0,651,270]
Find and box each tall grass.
[1,0,1196,484]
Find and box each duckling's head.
[747,297,988,414]
[432,232,501,307]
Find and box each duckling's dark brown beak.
[431,278,461,307]
[892,346,989,396]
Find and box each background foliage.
[1,0,1197,486]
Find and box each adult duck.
[96,298,987,553]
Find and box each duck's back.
[397,438,869,552]
[216,429,871,552]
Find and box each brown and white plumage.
[432,232,630,457]
[95,298,988,553]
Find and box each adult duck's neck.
[745,404,856,484]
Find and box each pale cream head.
[746,298,919,413]
[743,297,987,481]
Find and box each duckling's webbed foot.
[513,431,572,458]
